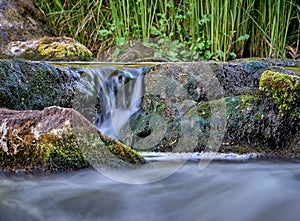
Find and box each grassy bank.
[36,0,299,61]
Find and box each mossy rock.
[259,70,300,117]
[124,60,300,157]
[0,59,79,110]
[0,106,145,173]
[0,37,93,61]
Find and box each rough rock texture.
[0,59,137,120]
[0,37,93,61]
[0,0,52,50]
[0,106,145,173]
[0,60,78,110]
[121,59,300,158]
[1,59,300,159]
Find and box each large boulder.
[119,59,300,158]
[0,106,145,173]
[0,0,52,50]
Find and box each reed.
[247,0,295,58]
[36,0,299,60]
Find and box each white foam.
[140,151,259,162]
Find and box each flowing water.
[69,63,148,138]
[0,159,300,221]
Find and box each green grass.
[246,0,295,58]
[36,0,299,61]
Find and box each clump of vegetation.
[259,70,300,117]
[35,0,299,61]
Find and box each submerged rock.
[0,37,93,61]
[0,0,52,50]
[0,106,145,173]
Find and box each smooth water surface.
[1,160,300,221]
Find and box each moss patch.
[97,133,146,165]
[259,70,300,117]
[37,37,93,61]
[0,129,145,173]
[0,37,93,61]
[0,131,88,173]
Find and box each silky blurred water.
[1,160,300,221]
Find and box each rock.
[0,59,130,121]
[97,39,188,62]
[287,134,300,158]
[223,95,298,153]
[0,59,136,119]
[0,59,78,110]
[121,59,300,158]
[0,0,93,61]
[0,37,93,61]
[99,41,156,62]
[0,0,52,50]
[0,106,145,173]
[1,59,300,158]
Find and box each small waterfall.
[73,65,147,138]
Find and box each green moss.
[0,128,145,173]
[37,37,93,61]
[240,95,259,109]
[39,133,89,171]
[101,135,146,164]
[0,37,93,61]
[259,70,300,117]
[0,132,88,172]
[195,98,227,120]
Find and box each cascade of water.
[74,65,146,138]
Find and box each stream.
[1,159,300,221]
[1,63,300,220]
